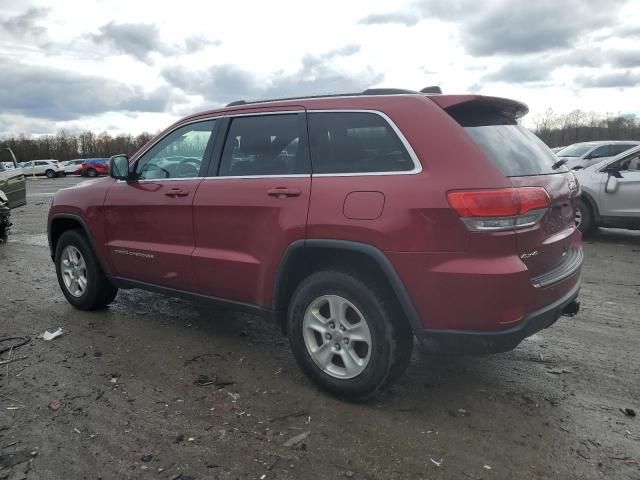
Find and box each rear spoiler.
[428,95,529,121]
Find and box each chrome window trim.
[203,174,310,180]
[224,110,305,118]
[124,109,422,182]
[307,109,423,177]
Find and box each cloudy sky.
[1,0,639,136]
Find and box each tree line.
[2,109,640,163]
[0,130,154,163]
[532,109,640,148]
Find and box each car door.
[598,150,640,218]
[0,151,26,208]
[103,119,219,291]
[191,109,311,306]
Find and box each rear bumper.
[416,277,581,354]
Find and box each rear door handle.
[267,187,301,198]
[165,188,189,197]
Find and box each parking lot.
[1,176,638,479]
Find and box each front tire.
[55,229,118,310]
[287,270,413,400]
[576,198,594,234]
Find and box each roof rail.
[223,86,441,108]
[361,88,419,95]
[420,86,442,94]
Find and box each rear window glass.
[308,112,414,174]
[218,114,308,176]
[449,105,566,177]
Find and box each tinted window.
[610,144,636,156]
[35,161,48,166]
[589,145,611,158]
[218,114,308,176]
[308,112,413,174]
[136,120,216,180]
[465,126,565,176]
[449,105,565,177]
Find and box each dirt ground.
[0,176,638,480]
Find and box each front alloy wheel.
[60,245,88,297]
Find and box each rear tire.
[287,269,413,400]
[45,169,55,178]
[87,168,97,177]
[576,198,594,235]
[55,229,118,310]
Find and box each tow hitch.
[562,299,580,317]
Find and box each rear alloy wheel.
[55,229,118,310]
[45,169,56,178]
[86,168,97,177]
[303,295,372,379]
[576,198,594,234]
[288,270,413,400]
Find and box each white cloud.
[0,0,639,134]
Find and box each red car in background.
[76,158,109,177]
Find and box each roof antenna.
[420,86,442,94]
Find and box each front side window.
[589,145,611,159]
[308,112,414,174]
[218,113,309,176]
[615,151,640,171]
[135,120,216,180]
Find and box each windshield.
[465,125,567,177]
[555,144,593,157]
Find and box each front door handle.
[267,187,301,198]
[165,188,189,197]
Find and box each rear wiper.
[552,158,568,170]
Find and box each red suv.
[48,89,582,399]
[76,158,109,177]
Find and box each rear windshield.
[448,104,567,177]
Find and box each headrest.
[240,135,273,155]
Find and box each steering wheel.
[175,158,201,178]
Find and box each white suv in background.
[556,141,640,170]
[574,145,640,233]
[20,160,65,178]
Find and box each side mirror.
[605,167,623,179]
[109,154,130,180]
[605,175,619,194]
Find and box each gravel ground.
[0,176,638,480]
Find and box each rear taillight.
[447,187,550,232]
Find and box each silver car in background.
[556,141,639,170]
[574,145,640,233]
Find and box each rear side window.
[308,112,414,174]
[449,104,566,177]
[218,113,308,176]
[610,144,635,156]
